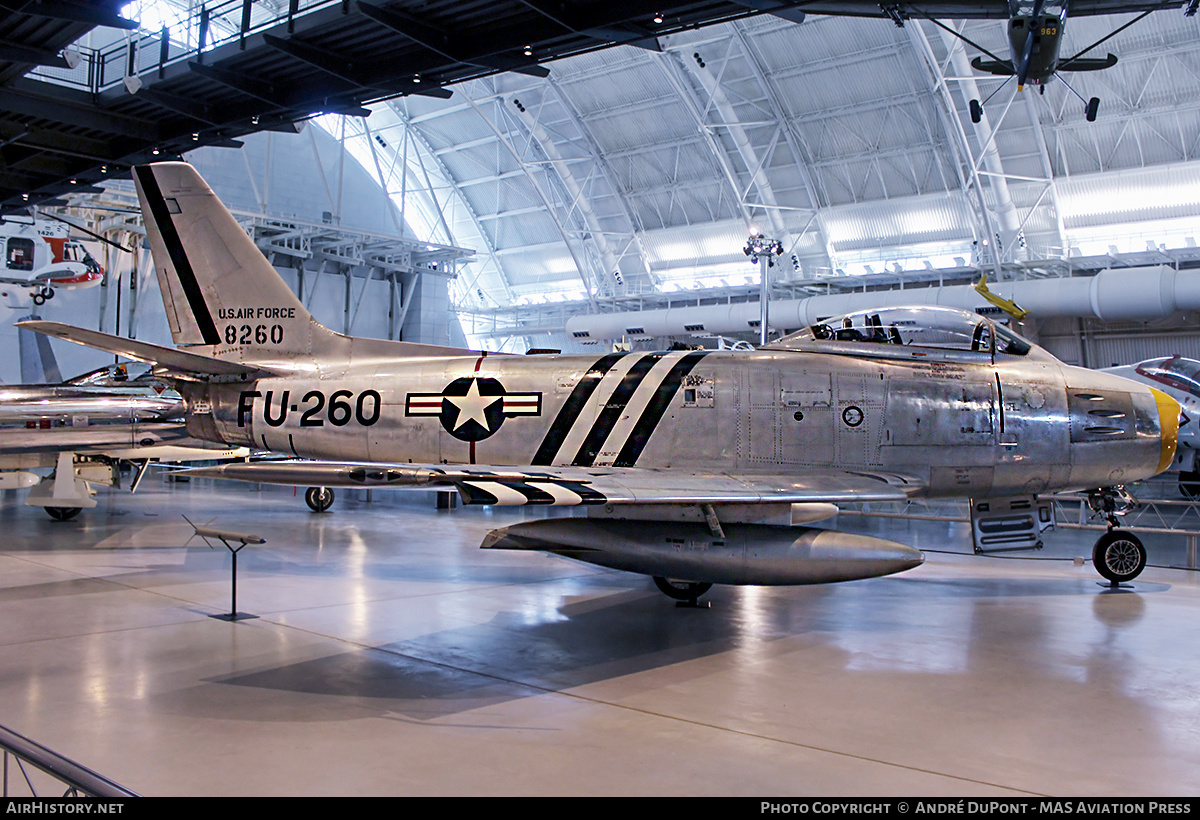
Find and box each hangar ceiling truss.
[0,0,821,213]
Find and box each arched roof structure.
[315,8,1200,348]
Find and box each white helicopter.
[0,217,105,305]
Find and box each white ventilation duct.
[565,266,1200,340]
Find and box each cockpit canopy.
[769,305,1034,360]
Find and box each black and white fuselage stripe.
[572,352,665,465]
[614,350,709,467]
[533,351,645,466]
[531,351,626,465]
[544,350,701,468]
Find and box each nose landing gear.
[1086,486,1146,585]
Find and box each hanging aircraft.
[0,217,105,305]
[15,163,1181,601]
[782,0,1196,122]
[0,363,246,519]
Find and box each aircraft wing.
[16,320,269,379]
[183,460,923,506]
[1058,54,1120,71]
[971,56,1016,75]
[0,422,194,454]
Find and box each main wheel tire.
[45,506,82,521]
[1093,530,1146,584]
[970,99,983,124]
[1086,97,1100,122]
[653,576,713,602]
[304,486,335,513]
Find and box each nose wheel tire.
[1092,530,1146,584]
[653,576,713,603]
[304,486,335,513]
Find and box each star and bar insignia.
[406,376,542,442]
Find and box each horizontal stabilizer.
[1058,54,1118,72]
[16,321,267,379]
[971,57,1016,76]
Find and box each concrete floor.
[2,476,1200,797]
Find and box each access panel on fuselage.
[779,371,835,466]
[886,378,996,446]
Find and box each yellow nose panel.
[1151,388,1181,475]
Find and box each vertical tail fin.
[133,162,344,362]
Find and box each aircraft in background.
[18,163,1181,600]
[1104,356,1200,497]
[0,363,246,519]
[787,0,1196,122]
[0,217,105,305]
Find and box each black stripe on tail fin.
[133,162,340,361]
[134,166,221,345]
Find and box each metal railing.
[28,1,341,95]
[1,724,138,798]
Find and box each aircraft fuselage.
[184,342,1171,500]
[1008,1,1068,84]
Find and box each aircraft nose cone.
[1150,387,1181,475]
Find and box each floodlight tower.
[743,227,783,347]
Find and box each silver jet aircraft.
[0,363,246,519]
[19,163,1181,600]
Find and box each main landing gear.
[653,576,713,607]
[31,286,54,306]
[45,506,81,521]
[1086,486,1146,585]
[970,88,1099,124]
[304,486,335,513]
